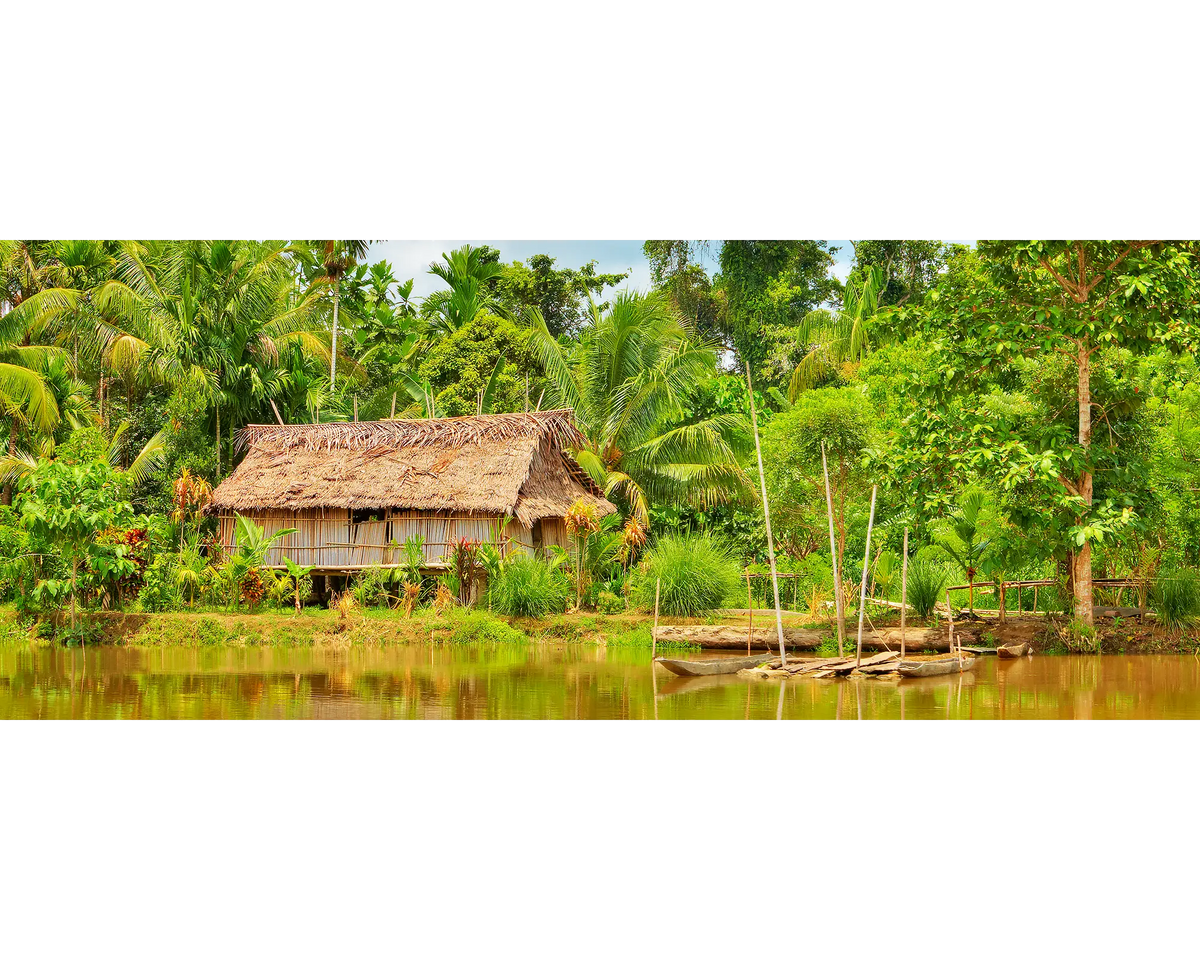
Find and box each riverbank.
[0,605,700,649]
[0,604,1193,654]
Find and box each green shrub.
[447,611,528,643]
[631,533,741,616]
[488,554,570,618]
[905,557,949,619]
[596,590,625,615]
[352,565,397,608]
[139,553,183,612]
[1153,568,1200,632]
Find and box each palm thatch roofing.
[206,409,615,527]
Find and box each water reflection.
[1,646,1199,719]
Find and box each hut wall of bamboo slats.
[206,410,614,572]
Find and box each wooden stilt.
[855,485,878,669]
[900,526,909,661]
[746,363,786,666]
[822,442,845,656]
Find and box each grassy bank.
[0,604,704,650]
[1,603,1193,653]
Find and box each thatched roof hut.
[207,409,615,571]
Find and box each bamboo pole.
[746,571,753,656]
[822,442,845,656]
[900,526,909,661]
[652,578,660,660]
[390,393,397,419]
[745,363,786,666]
[855,484,878,669]
[270,400,285,425]
[353,396,358,422]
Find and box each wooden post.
[1034,585,1039,614]
[855,485,878,669]
[270,400,285,425]
[652,578,660,660]
[746,363,786,666]
[746,571,753,656]
[900,526,909,661]
[390,393,397,419]
[353,396,358,422]
[946,588,962,668]
[822,442,845,657]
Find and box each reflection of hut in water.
[205,409,615,573]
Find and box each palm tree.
[113,241,328,470]
[310,241,369,388]
[423,245,508,336]
[0,421,167,492]
[529,290,750,523]
[932,490,993,613]
[787,264,886,400]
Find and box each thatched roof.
[206,409,615,526]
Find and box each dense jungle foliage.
[4,239,1200,638]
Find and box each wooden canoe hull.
[655,653,775,677]
[898,655,977,678]
[996,642,1031,658]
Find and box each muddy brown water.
[2,645,1199,719]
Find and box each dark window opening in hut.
[352,508,385,524]
[531,519,543,552]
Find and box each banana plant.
[281,557,315,614]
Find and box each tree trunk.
[70,556,78,632]
[216,404,221,476]
[1075,339,1095,625]
[330,277,340,388]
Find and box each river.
[1,645,1198,719]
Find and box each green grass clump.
[631,533,741,617]
[488,555,570,618]
[906,558,949,619]
[1153,568,1200,633]
[447,611,528,644]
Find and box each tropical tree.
[308,241,369,389]
[529,290,750,523]
[423,245,509,336]
[960,241,1200,624]
[17,452,137,633]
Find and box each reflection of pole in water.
[900,683,906,721]
[745,683,751,721]
[777,679,786,721]
[651,664,658,721]
[856,680,863,720]
[836,683,843,721]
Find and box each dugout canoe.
[654,653,775,677]
[897,654,977,678]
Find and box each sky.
[369,240,859,300]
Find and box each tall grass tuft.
[632,533,741,616]
[1153,568,1200,633]
[906,558,949,619]
[488,555,570,618]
